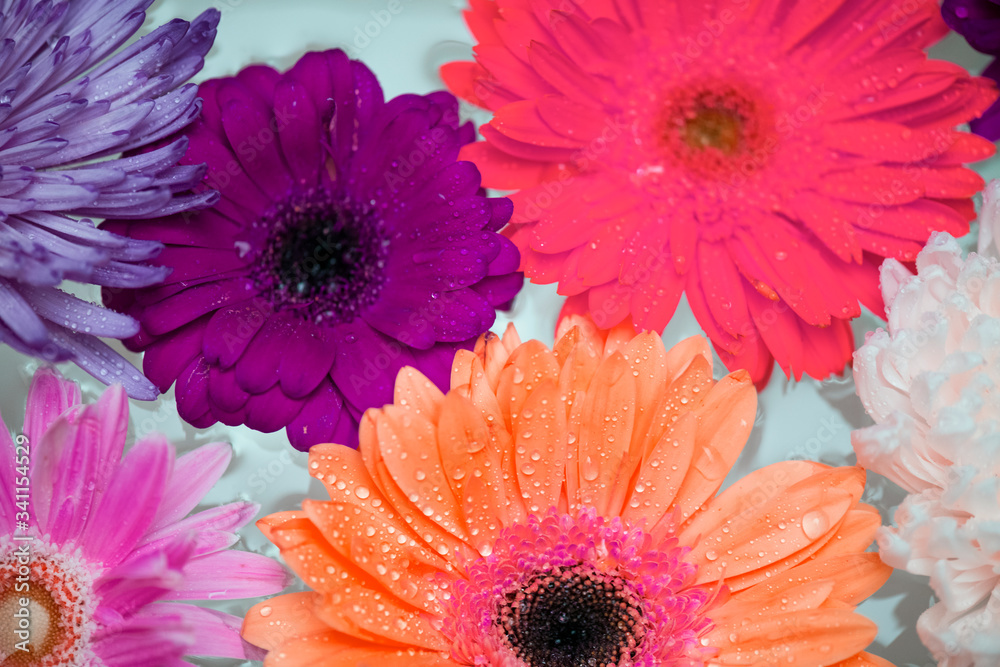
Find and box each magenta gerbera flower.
[943,0,1000,139]
[0,367,289,665]
[0,1,220,399]
[443,0,997,387]
[103,49,523,450]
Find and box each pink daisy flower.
[0,368,289,665]
[442,0,997,386]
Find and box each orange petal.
[379,406,469,541]
[711,579,836,628]
[437,391,510,549]
[264,632,450,667]
[267,517,380,600]
[361,411,471,563]
[573,352,636,515]
[635,353,714,461]
[312,590,449,651]
[393,367,444,424]
[735,553,892,608]
[308,443,390,509]
[243,592,329,653]
[663,335,713,382]
[620,412,697,531]
[620,331,669,463]
[556,328,603,421]
[302,499,450,613]
[257,511,306,543]
[808,506,881,561]
[513,379,567,513]
[601,317,639,355]
[680,460,826,541]
[686,477,855,585]
[672,370,756,521]
[495,339,561,432]
[708,608,878,666]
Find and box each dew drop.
[801,510,830,540]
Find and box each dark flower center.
[660,80,774,179]
[681,107,744,154]
[252,190,388,325]
[497,563,645,667]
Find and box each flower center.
[498,563,645,667]
[0,541,97,666]
[681,108,743,154]
[660,80,774,179]
[444,509,718,667]
[251,189,388,325]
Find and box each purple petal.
[43,322,160,399]
[274,79,323,185]
[278,321,336,399]
[141,277,254,336]
[218,95,293,201]
[241,382,305,433]
[234,313,295,394]
[286,380,348,450]
[202,300,270,368]
[0,281,50,347]
[142,321,206,392]
[207,365,250,413]
[20,284,139,338]
[175,356,215,428]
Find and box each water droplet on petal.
[802,510,830,540]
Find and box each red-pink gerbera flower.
[442,0,997,385]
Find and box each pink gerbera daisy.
[0,368,289,665]
[442,0,997,385]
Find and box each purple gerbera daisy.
[103,49,523,451]
[943,0,1000,138]
[0,1,220,400]
[0,367,289,665]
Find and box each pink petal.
[149,442,233,532]
[0,415,17,534]
[138,502,258,561]
[80,435,173,567]
[151,603,248,659]
[92,612,192,667]
[164,550,290,600]
[23,366,81,460]
[95,534,196,620]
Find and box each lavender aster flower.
[0,1,219,399]
[103,50,523,450]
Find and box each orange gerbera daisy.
[243,318,893,667]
